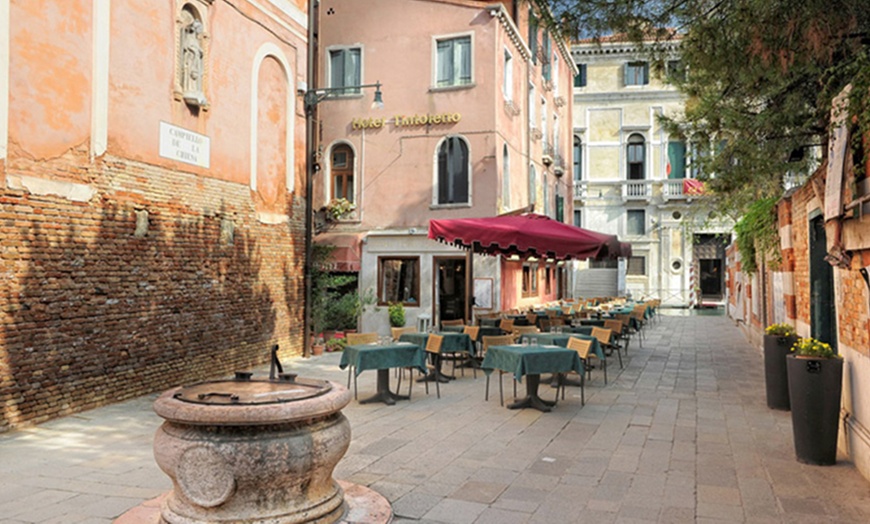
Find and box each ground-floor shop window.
[627,256,646,276]
[378,256,420,305]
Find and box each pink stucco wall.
[315,0,574,230]
[9,0,92,165]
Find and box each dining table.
[481,344,584,412]
[398,332,475,382]
[516,332,605,389]
[340,341,426,405]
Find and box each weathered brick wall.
[789,185,813,330]
[838,253,870,356]
[0,154,305,432]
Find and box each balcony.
[552,153,566,177]
[662,180,687,201]
[622,180,653,201]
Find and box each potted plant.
[787,337,843,465]
[763,323,798,410]
[388,302,406,328]
[311,336,325,356]
[325,338,347,353]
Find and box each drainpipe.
[303,0,319,358]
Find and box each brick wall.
[0,154,305,432]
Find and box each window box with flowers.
[786,337,843,465]
[325,198,356,221]
[763,323,798,411]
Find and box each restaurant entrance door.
[434,257,466,327]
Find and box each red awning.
[313,232,363,272]
[428,213,624,261]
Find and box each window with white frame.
[541,98,548,148]
[329,47,361,94]
[574,64,587,87]
[626,209,646,236]
[528,9,538,65]
[436,136,469,204]
[552,52,559,92]
[627,256,646,276]
[331,144,354,202]
[543,173,550,216]
[529,84,536,128]
[542,31,551,81]
[624,61,649,86]
[378,257,420,305]
[502,144,511,208]
[503,49,513,101]
[627,133,645,180]
[435,35,472,88]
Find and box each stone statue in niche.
[181,19,206,105]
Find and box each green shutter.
[668,141,686,179]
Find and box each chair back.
[513,325,540,336]
[561,305,574,315]
[391,326,417,341]
[549,317,566,327]
[525,312,538,325]
[603,320,624,334]
[481,334,516,355]
[539,318,551,332]
[630,309,644,321]
[462,325,480,341]
[591,327,612,345]
[499,318,514,331]
[346,332,378,345]
[546,309,559,318]
[567,337,593,359]
[441,318,465,329]
[615,313,630,324]
[425,334,444,355]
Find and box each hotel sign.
[159,121,210,168]
[352,112,462,130]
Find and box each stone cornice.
[485,4,530,60]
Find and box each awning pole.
[465,242,476,324]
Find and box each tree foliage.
[536,0,870,213]
[531,0,870,266]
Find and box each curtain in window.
[438,137,468,204]
[627,210,645,235]
[330,49,360,93]
[627,135,645,180]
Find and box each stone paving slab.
[3,313,870,523]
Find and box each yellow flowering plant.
[791,337,840,359]
[765,323,796,337]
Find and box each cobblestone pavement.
[3,312,870,523]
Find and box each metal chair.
[424,335,445,398]
[481,334,519,406]
[563,337,593,405]
[345,332,377,399]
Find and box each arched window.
[573,135,582,181]
[627,133,645,180]
[529,164,537,207]
[502,144,510,208]
[331,144,354,202]
[437,136,469,204]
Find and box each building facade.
[313,0,576,334]
[0,0,309,431]
[571,38,730,305]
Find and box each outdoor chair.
[344,332,378,399]
[513,325,540,341]
[525,312,538,326]
[391,326,417,341]
[562,337,593,406]
[424,334,445,399]
[604,319,629,355]
[591,326,622,373]
[481,334,518,406]
[441,326,479,379]
[441,318,465,330]
[499,318,514,333]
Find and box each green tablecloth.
[399,332,476,356]
[479,317,500,328]
[482,345,583,382]
[441,325,465,333]
[340,342,426,377]
[516,332,604,360]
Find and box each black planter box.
[763,335,797,410]
[786,355,843,465]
